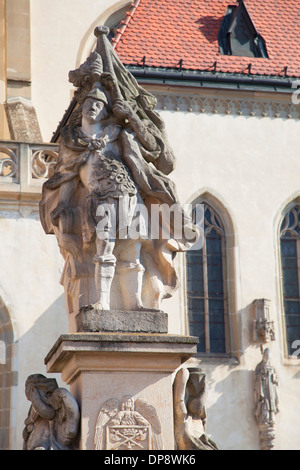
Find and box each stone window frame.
[277,200,300,361]
[182,190,240,359]
[75,0,131,69]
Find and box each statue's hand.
[101,72,116,91]
[50,202,74,231]
[112,100,134,123]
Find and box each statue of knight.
[40,26,198,326]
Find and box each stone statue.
[94,395,163,450]
[254,347,279,449]
[39,26,198,328]
[173,367,218,450]
[254,348,279,426]
[23,374,80,450]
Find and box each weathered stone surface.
[173,367,219,450]
[76,307,168,333]
[5,97,42,142]
[45,332,199,366]
[39,26,198,330]
[23,374,80,450]
[254,347,279,450]
[45,332,198,450]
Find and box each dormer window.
[218,0,268,58]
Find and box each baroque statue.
[39,26,198,329]
[94,395,163,450]
[173,367,218,450]
[23,374,80,450]
[254,347,279,450]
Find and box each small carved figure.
[40,26,198,323]
[94,395,163,450]
[23,374,80,450]
[254,348,279,426]
[173,367,218,450]
[253,299,275,343]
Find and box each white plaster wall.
[161,108,300,450]
[0,210,68,449]
[30,0,131,141]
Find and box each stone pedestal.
[45,332,198,450]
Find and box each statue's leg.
[93,201,117,310]
[117,239,144,311]
[93,246,116,310]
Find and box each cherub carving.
[94,395,163,450]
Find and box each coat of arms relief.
[94,395,163,450]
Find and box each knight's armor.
[88,149,137,200]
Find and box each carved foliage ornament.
[31,148,59,179]
[94,395,163,450]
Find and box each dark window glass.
[280,206,300,356]
[218,2,268,58]
[187,204,227,354]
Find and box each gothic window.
[186,203,228,354]
[280,206,300,356]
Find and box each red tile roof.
[114,0,300,78]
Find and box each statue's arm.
[101,72,159,153]
[27,385,56,421]
[50,388,80,444]
[173,368,189,424]
[115,101,158,152]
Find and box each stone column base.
[45,333,198,450]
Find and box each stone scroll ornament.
[254,348,279,450]
[23,374,80,450]
[39,26,199,322]
[94,395,163,450]
[173,367,218,450]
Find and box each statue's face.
[82,97,106,124]
[121,397,134,411]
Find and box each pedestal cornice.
[45,333,199,384]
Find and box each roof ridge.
[112,0,140,49]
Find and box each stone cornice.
[149,87,300,119]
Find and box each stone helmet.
[82,82,109,109]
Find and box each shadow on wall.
[19,293,68,375]
[201,302,263,450]
[206,367,260,450]
[17,294,68,448]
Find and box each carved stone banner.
[94,395,163,450]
